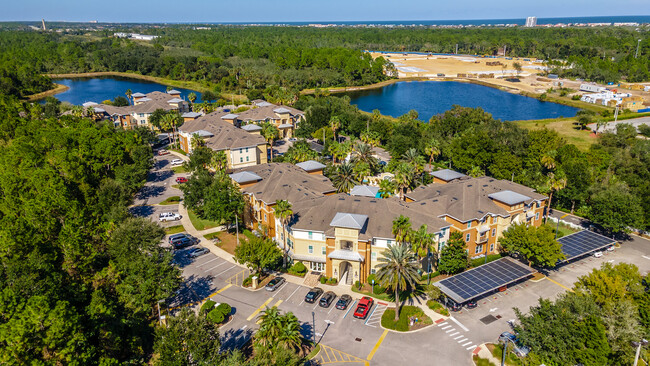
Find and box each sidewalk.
[475,343,500,365]
[177,203,238,266]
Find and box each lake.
[346,81,579,121]
[46,77,203,105]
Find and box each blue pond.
[347,81,579,121]
[47,77,203,105]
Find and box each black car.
[448,300,462,312]
[319,291,336,308]
[265,277,286,292]
[304,287,324,303]
[172,237,193,249]
[465,300,477,309]
[168,233,189,244]
[336,294,352,310]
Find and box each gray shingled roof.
[167,89,181,94]
[488,190,532,205]
[431,169,466,181]
[296,160,326,172]
[182,112,202,118]
[167,98,184,103]
[330,213,369,230]
[242,124,262,131]
[221,113,239,119]
[229,171,263,184]
[82,101,98,107]
[193,130,214,137]
[350,185,380,197]
[328,250,365,262]
[132,92,145,97]
[274,107,292,113]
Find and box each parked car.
[188,247,210,258]
[353,296,374,319]
[336,294,352,310]
[288,137,297,142]
[465,300,477,309]
[304,287,324,303]
[499,332,530,357]
[171,237,194,250]
[168,233,189,244]
[159,212,181,222]
[319,291,336,308]
[175,177,188,184]
[265,277,286,292]
[170,159,184,166]
[158,149,169,156]
[448,300,462,312]
[593,251,603,258]
[606,245,615,252]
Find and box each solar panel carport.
[435,257,536,304]
[557,230,616,262]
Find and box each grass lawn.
[487,343,522,366]
[516,118,595,151]
[159,196,182,205]
[306,344,321,359]
[381,305,432,332]
[351,284,392,302]
[555,222,580,238]
[187,209,221,231]
[164,225,185,235]
[171,184,181,189]
[172,166,187,174]
[170,148,187,156]
[205,231,238,255]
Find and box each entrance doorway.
[339,261,352,285]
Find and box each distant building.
[113,32,158,41]
[525,16,537,27]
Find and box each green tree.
[188,92,197,104]
[201,90,217,103]
[153,308,221,365]
[234,236,282,275]
[261,122,279,160]
[588,181,644,234]
[391,215,412,245]
[331,162,358,193]
[125,88,132,105]
[438,232,468,274]
[274,200,293,269]
[378,178,396,198]
[410,224,434,259]
[181,170,244,226]
[393,162,414,200]
[499,223,565,267]
[424,138,441,165]
[376,243,420,321]
[255,307,302,354]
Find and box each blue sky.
[3,0,650,23]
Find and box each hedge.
[215,303,231,316]
[200,300,216,315]
[207,308,225,324]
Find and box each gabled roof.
[431,169,466,182]
[256,101,273,107]
[488,190,532,206]
[182,112,202,118]
[167,98,184,103]
[242,124,263,131]
[230,171,263,184]
[328,249,365,262]
[273,107,292,114]
[296,160,326,172]
[82,101,98,107]
[132,92,146,97]
[350,185,380,197]
[167,89,181,94]
[278,123,293,128]
[222,113,239,119]
[178,111,267,150]
[330,212,368,230]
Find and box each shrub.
[242,275,253,287]
[207,308,225,324]
[366,273,377,285]
[320,276,327,284]
[426,285,441,300]
[372,285,385,295]
[327,277,337,285]
[354,280,361,289]
[427,300,449,316]
[200,300,216,315]
[420,271,440,281]
[293,261,307,274]
[215,303,231,316]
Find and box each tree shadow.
[149,170,173,183]
[169,274,215,308]
[135,185,166,200]
[128,205,155,217]
[220,327,255,352]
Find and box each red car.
[158,149,169,156]
[175,177,188,183]
[353,296,374,319]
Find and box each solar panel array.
[435,257,535,303]
[558,230,615,261]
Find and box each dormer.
[241,123,263,135]
[488,190,531,211]
[167,89,181,97]
[430,169,466,184]
[132,92,146,103]
[229,171,263,190]
[181,112,201,122]
[296,160,326,175]
[134,97,151,105]
[328,212,368,262]
[221,113,239,126]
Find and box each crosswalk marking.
[467,345,477,351]
[441,325,452,330]
[445,328,456,333]
[461,341,473,346]
[449,332,459,337]
[437,322,448,327]
[457,338,467,343]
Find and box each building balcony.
[477,235,489,244]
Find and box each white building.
[525,17,537,27]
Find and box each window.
[246,147,249,153]
[475,244,484,254]
[535,212,540,220]
[310,262,324,271]
[240,157,243,163]
[371,252,377,260]
[308,245,313,254]
[321,246,326,255]
[438,241,445,252]
[139,113,144,117]
[288,239,293,249]
[308,231,313,239]
[492,216,497,224]
[490,243,494,252]
[370,268,376,274]
[491,228,496,237]
[467,221,472,229]
[465,233,471,242]
[246,156,249,162]
[264,214,267,221]
[239,148,243,153]
[536,201,541,208]
[387,239,392,245]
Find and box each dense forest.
[294,96,650,233]
[1,25,649,99]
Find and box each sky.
[3,0,650,23]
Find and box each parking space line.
[284,285,301,302]
[367,329,389,361]
[207,284,232,299]
[545,276,574,292]
[204,262,228,272]
[215,265,237,277]
[343,300,357,319]
[197,257,219,267]
[272,299,283,308]
[246,297,274,322]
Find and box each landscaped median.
[159,196,182,205]
[380,305,432,332]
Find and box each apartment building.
[177,111,268,169]
[224,100,305,138]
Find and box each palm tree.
[125,89,132,105]
[330,116,340,141]
[424,138,441,165]
[468,165,485,178]
[331,162,359,193]
[376,243,420,321]
[277,312,301,351]
[256,307,284,348]
[71,105,84,118]
[541,150,557,171]
[391,215,412,245]
[545,172,567,221]
[274,200,293,269]
[402,148,425,175]
[352,142,376,167]
[261,122,279,161]
[211,151,228,171]
[379,178,396,198]
[393,163,414,200]
[190,135,205,150]
[360,131,380,147]
[166,85,173,92]
[188,92,197,105]
[411,224,433,259]
[161,112,181,145]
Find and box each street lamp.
[157,299,165,326]
[635,39,642,59]
[632,339,648,366]
[500,337,514,366]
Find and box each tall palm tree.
[331,162,359,193]
[71,105,84,118]
[411,224,433,259]
[274,200,293,269]
[255,307,284,348]
[391,215,412,245]
[424,138,441,165]
[393,163,414,200]
[187,92,197,105]
[541,150,557,171]
[379,178,396,198]
[376,243,420,321]
[545,172,567,221]
[261,122,279,161]
[330,116,340,141]
[277,312,301,351]
[190,135,205,150]
[125,89,132,105]
[352,142,376,167]
[211,151,228,171]
[468,165,485,178]
[402,148,425,175]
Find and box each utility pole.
[632,339,648,366]
[635,39,642,59]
